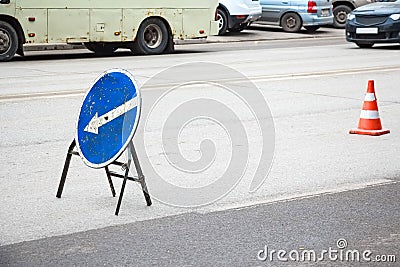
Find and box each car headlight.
[347,14,355,21]
[390,14,400,20]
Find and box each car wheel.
[333,5,352,29]
[356,42,374,48]
[217,8,228,35]
[132,18,169,55]
[84,43,117,56]
[304,26,320,32]
[281,13,302,33]
[0,21,18,62]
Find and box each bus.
[0,0,219,61]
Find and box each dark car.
[346,0,400,48]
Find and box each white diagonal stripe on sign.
[84,97,138,134]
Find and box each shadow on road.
[348,44,400,50]
[248,25,333,35]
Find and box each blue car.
[258,0,334,32]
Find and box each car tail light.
[215,9,218,21]
[236,15,246,19]
[307,1,317,13]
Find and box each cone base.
[349,128,390,136]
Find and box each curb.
[23,27,344,51]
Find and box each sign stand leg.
[57,140,152,215]
[56,140,77,198]
[114,141,152,215]
[56,139,116,198]
[130,142,152,207]
[105,167,116,197]
[115,157,131,216]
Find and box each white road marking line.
[1,65,400,102]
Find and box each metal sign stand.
[56,139,152,216]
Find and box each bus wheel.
[84,43,116,56]
[132,18,169,55]
[0,21,18,62]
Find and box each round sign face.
[76,69,141,168]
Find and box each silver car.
[258,0,333,32]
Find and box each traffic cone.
[349,80,390,136]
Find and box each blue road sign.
[76,69,141,168]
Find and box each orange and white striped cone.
[349,80,390,136]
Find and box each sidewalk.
[207,24,344,43]
[23,25,345,51]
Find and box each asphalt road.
[0,27,399,266]
[1,181,398,266]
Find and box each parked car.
[346,0,400,48]
[257,0,333,33]
[332,0,377,28]
[217,0,262,35]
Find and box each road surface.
[0,27,399,266]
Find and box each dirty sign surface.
[76,69,141,168]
